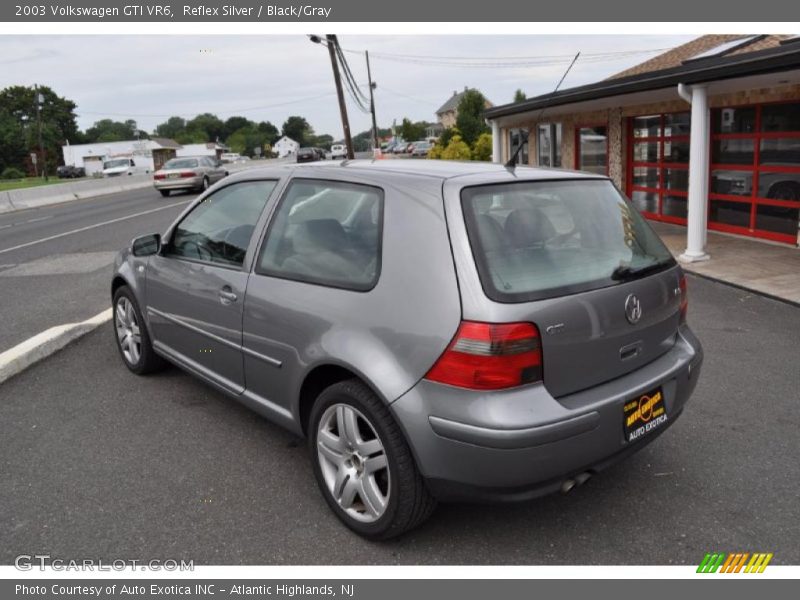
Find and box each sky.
[0,34,696,139]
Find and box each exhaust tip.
[561,479,576,494]
[575,471,592,486]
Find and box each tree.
[222,116,251,141]
[472,132,493,161]
[0,84,79,174]
[440,134,472,161]
[397,118,427,143]
[281,116,313,147]
[513,89,527,103]
[455,90,490,146]
[256,121,279,145]
[226,125,277,157]
[310,133,334,150]
[84,119,138,142]
[154,116,186,140]
[186,113,225,142]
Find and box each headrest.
[504,208,557,247]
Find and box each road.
[1,275,798,565]
[0,187,195,352]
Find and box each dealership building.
[486,35,800,255]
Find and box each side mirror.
[132,233,161,257]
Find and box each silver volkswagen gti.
[112,160,703,539]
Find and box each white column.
[680,84,711,263]
[491,120,501,163]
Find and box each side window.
[169,180,277,267]
[257,179,383,291]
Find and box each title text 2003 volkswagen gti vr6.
[111,160,702,539]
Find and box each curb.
[0,308,112,384]
[683,271,800,309]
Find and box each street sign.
[254,146,262,156]
[30,153,37,165]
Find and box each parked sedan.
[296,148,319,163]
[411,141,432,157]
[153,156,228,197]
[56,165,86,178]
[113,161,702,539]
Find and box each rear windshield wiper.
[611,260,672,281]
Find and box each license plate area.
[623,386,668,443]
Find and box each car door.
[145,179,278,394]
[241,178,385,417]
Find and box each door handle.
[219,286,238,305]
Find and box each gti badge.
[625,294,642,324]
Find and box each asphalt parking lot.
[1,274,798,565]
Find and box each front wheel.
[309,379,436,539]
[113,286,165,375]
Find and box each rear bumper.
[153,177,203,190]
[390,325,703,502]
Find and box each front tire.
[113,286,165,375]
[309,379,436,539]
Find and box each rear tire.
[112,286,165,375]
[309,379,436,539]
[200,176,209,192]
[159,189,170,197]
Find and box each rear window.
[164,158,198,169]
[461,179,675,302]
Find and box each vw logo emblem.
[625,294,642,324]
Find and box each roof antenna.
[506,51,581,169]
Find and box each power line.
[74,91,337,120]
[341,46,669,61]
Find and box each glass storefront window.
[537,123,562,168]
[710,199,752,228]
[633,141,660,163]
[664,168,689,192]
[758,173,800,201]
[711,170,754,196]
[759,138,800,168]
[631,190,658,214]
[713,107,756,133]
[662,195,688,219]
[509,128,529,165]
[632,115,661,138]
[712,139,755,165]
[632,167,659,188]
[761,103,800,133]
[577,125,607,174]
[663,140,690,163]
[664,112,691,137]
[755,204,800,236]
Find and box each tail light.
[153,173,165,180]
[425,321,542,390]
[679,273,688,324]
[179,171,197,178]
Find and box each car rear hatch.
[455,177,684,398]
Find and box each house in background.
[485,35,800,251]
[436,87,493,129]
[273,136,300,158]
[176,142,228,160]
[61,138,181,176]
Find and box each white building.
[273,136,299,158]
[61,138,181,175]
[176,142,228,159]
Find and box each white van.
[330,144,346,160]
[102,157,149,177]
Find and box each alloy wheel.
[316,403,390,523]
[115,297,142,366]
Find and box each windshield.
[104,159,130,169]
[163,158,198,169]
[461,179,675,302]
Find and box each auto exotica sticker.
[624,388,667,442]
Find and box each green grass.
[0,177,81,192]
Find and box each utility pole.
[365,50,379,152]
[35,84,47,180]
[325,35,354,159]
